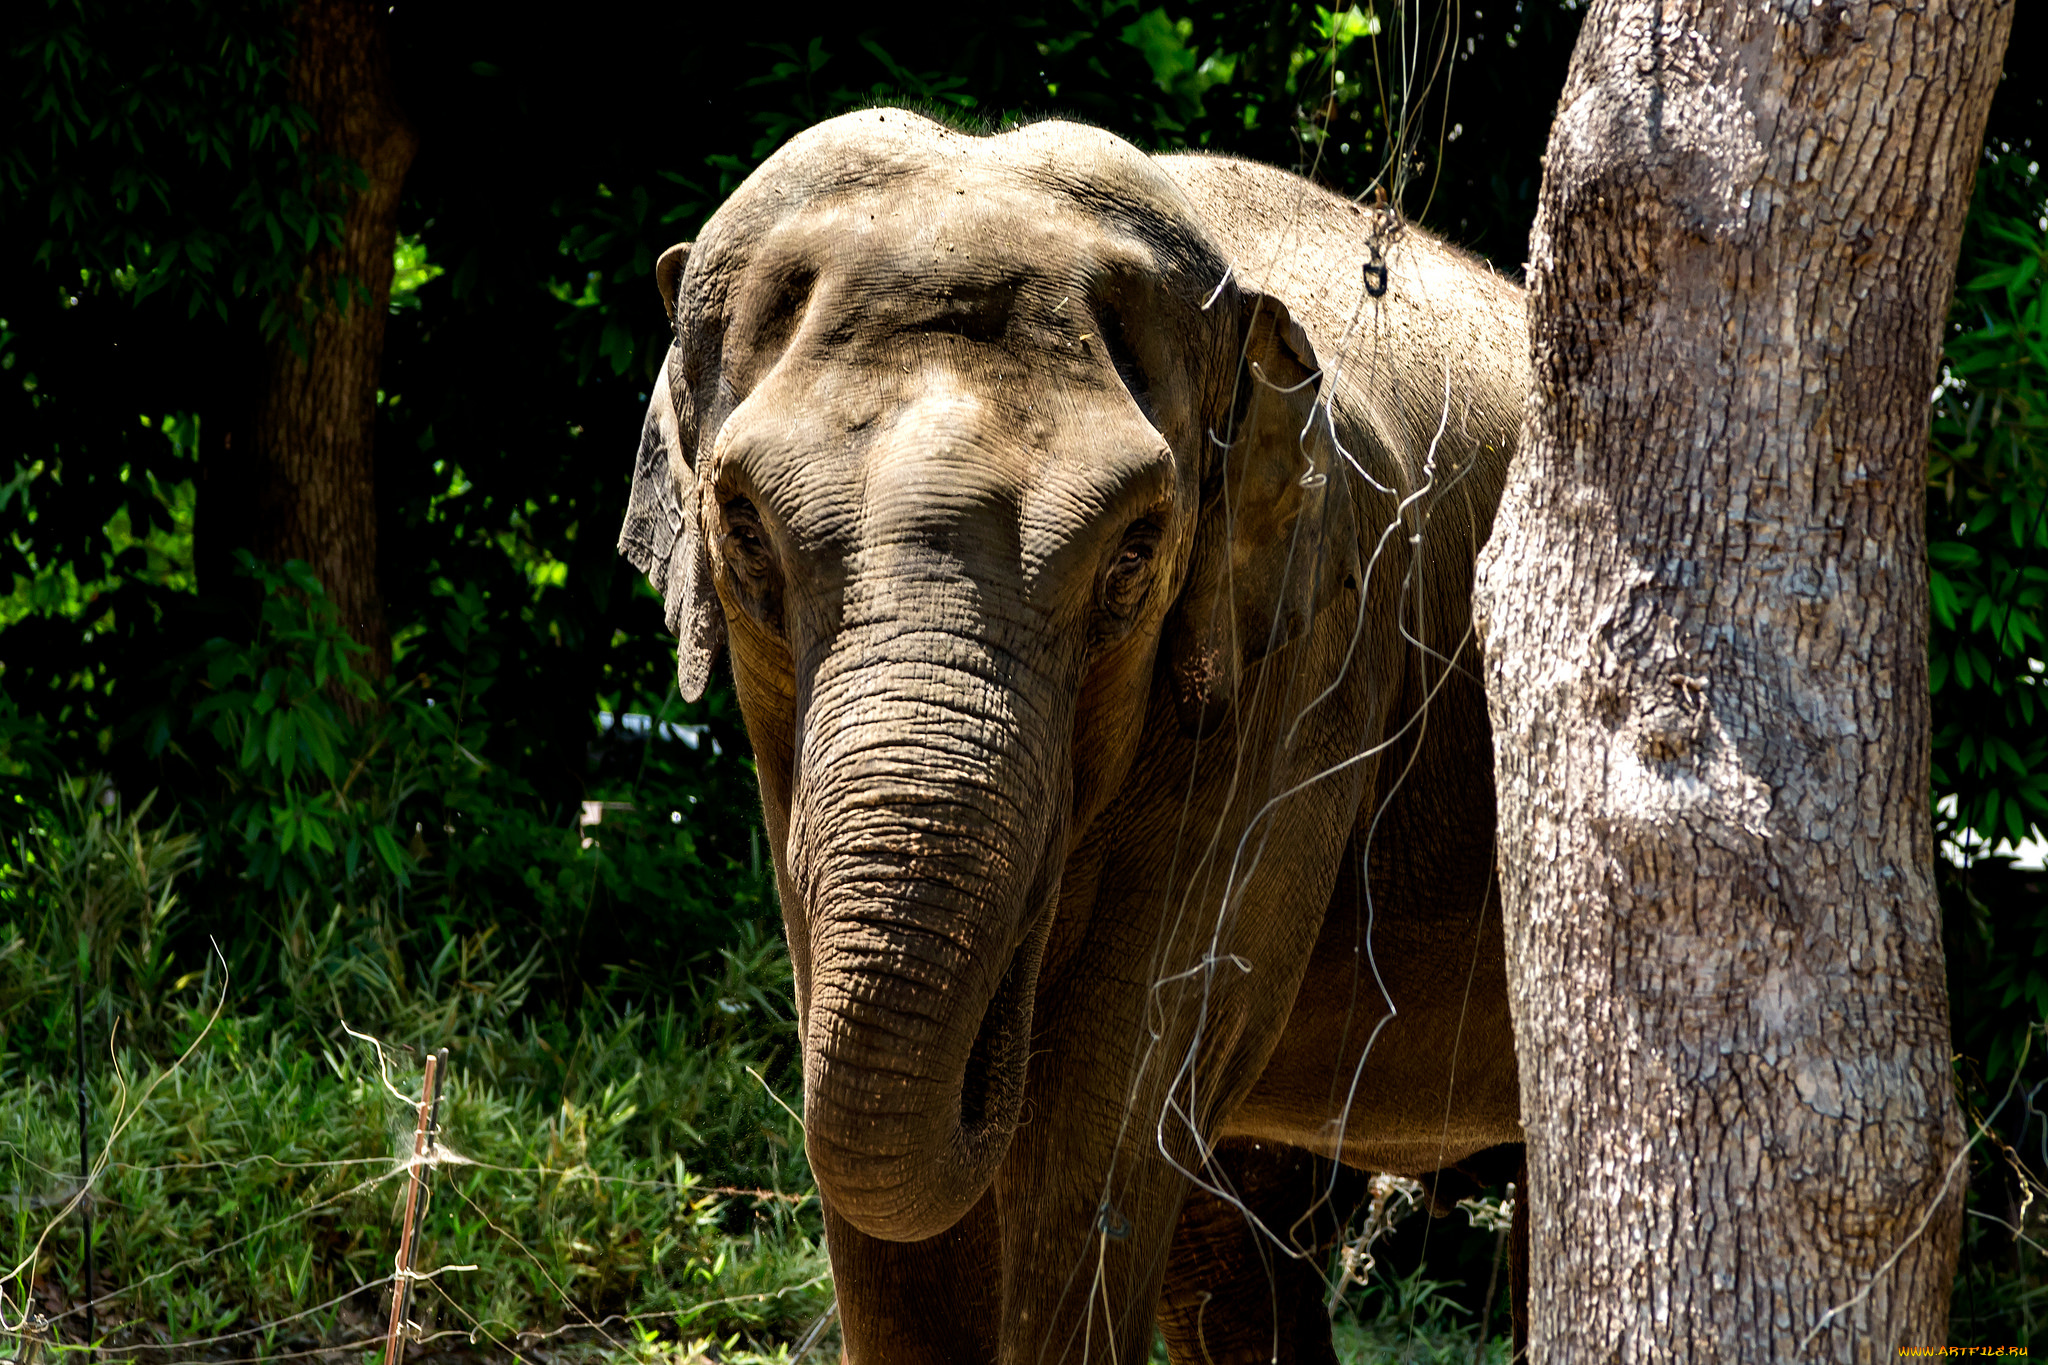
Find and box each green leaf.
[238,716,265,770]
[264,707,290,768]
[1928,570,1960,628]
[2005,248,2040,302]
[1969,591,1995,635]
[252,666,282,713]
[370,822,407,876]
[1313,4,1381,44]
[301,814,335,855]
[301,717,339,782]
[1963,264,2018,292]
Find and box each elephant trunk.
[791,627,1064,1244]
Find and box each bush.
[0,556,773,1063]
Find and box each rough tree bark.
[1472,2,2011,1359]
[244,0,415,677]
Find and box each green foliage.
[2,555,772,1072]
[0,732,814,1355]
[1951,1198,2048,1353]
[1120,9,1236,126]
[1930,150,2048,1354]
[1929,153,2048,861]
[389,233,444,311]
[1932,151,2048,1097]
[3,0,350,339]
[0,440,198,636]
[175,555,412,895]
[1332,1265,1511,1364]
[7,779,199,1049]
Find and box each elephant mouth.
[801,868,1061,1243]
[959,911,1046,1135]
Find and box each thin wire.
[1108,24,1524,1340]
[1,943,232,1333]
[37,1156,413,1327]
[1105,165,1505,1358]
[438,1175,631,1355]
[1,1013,826,1363]
[78,1278,404,1358]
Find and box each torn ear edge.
[1165,290,1359,737]
[616,341,726,702]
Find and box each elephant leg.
[827,1187,1004,1364]
[1156,1139,1368,1365]
[987,922,1339,1362]
[988,1111,1190,1364]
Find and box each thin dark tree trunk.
[242,0,415,678]
[1473,2,2011,1359]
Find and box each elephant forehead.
[712,108,1209,274]
[723,183,1162,369]
[858,390,1021,527]
[693,111,1235,418]
[710,188,1188,519]
[817,175,1139,272]
[716,361,1171,590]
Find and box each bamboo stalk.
[382,1052,440,1365]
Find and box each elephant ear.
[618,242,726,702]
[1165,290,1358,736]
[655,241,690,321]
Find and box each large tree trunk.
[240,0,415,677]
[1472,2,2010,1359]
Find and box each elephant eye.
[717,497,786,636]
[1101,519,1161,618]
[721,498,773,574]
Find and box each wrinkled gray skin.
[619,109,1526,1364]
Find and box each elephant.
[617,108,1528,1363]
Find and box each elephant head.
[619,112,1403,1245]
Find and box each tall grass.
[1,784,826,1361]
